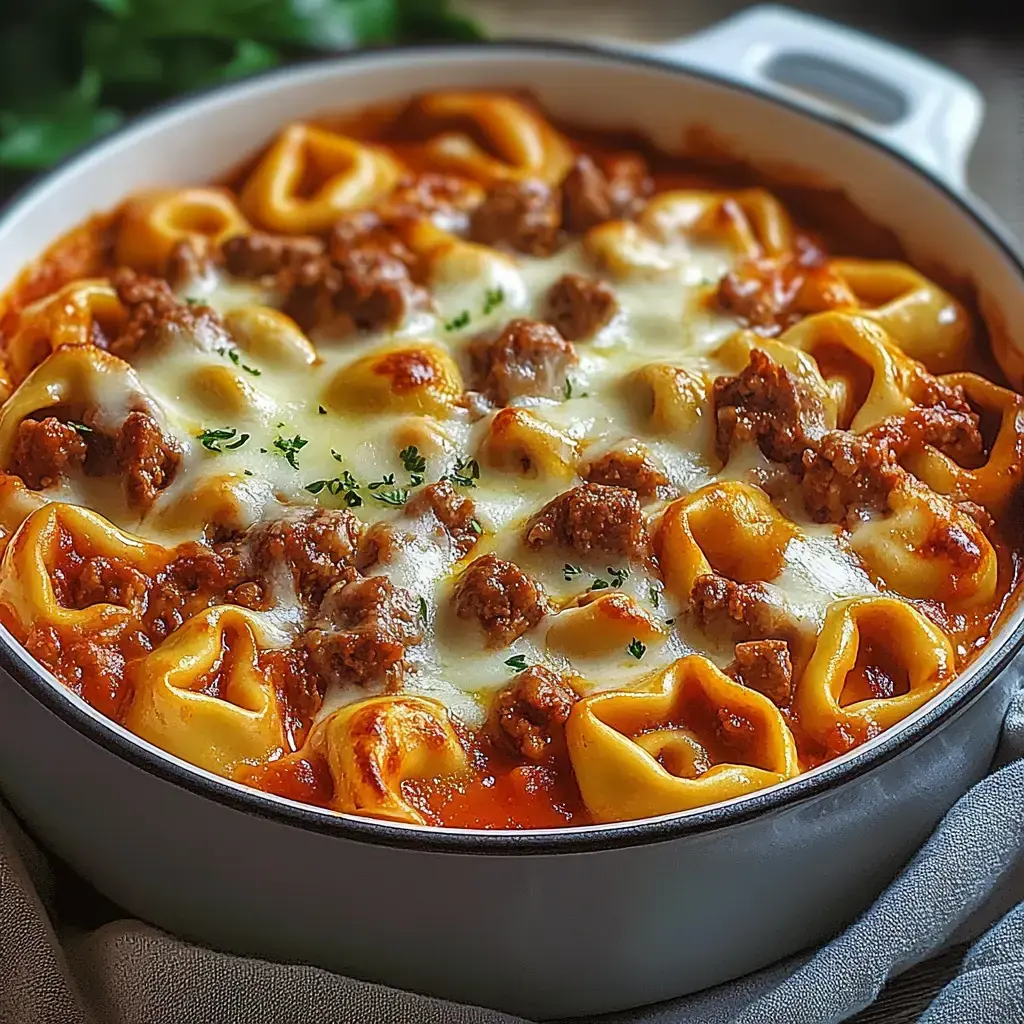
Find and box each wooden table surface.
[459,2,1024,1020]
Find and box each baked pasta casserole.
[0,92,1021,829]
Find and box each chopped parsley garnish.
[273,433,308,469]
[649,583,661,608]
[217,346,261,376]
[68,421,93,436]
[447,456,480,488]
[372,487,409,507]
[184,296,200,306]
[400,445,427,485]
[482,287,505,314]
[469,518,483,535]
[563,563,582,581]
[230,351,260,376]
[318,405,327,415]
[331,448,345,463]
[418,596,428,622]
[589,578,610,591]
[664,618,676,627]
[306,471,362,507]
[627,638,646,660]
[243,469,253,476]
[504,654,529,672]
[608,566,629,589]
[444,310,471,332]
[338,470,360,492]
[197,427,249,452]
[563,377,589,400]
[369,473,408,506]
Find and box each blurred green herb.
[197,426,249,451]
[626,637,646,661]
[273,432,308,469]
[0,0,484,172]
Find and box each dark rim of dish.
[1,38,1023,855]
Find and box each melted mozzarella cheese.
[44,227,879,726]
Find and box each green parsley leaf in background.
[0,0,484,174]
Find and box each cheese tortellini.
[127,607,286,776]
[567,656,799,822]
[240,123,402,233]
[318,695,467,824]
[793,596,955,749]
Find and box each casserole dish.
[0,5,1022,1017]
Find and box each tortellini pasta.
[849,480,997,608]
[478,408,577,479]
[0,504,166,632]
[567,656,799,822]
[5,280,127,385]
[642,188,795,259]
[828,259,970,373]
[547,592,664,660]
[240,123,402,233]
[781,312,918,431]
[0,345,159,468]
[656,482,798,603]
[408,91,574,185]
[326,343,463,417]
[146,472,276,540]
[115,187,250,273]
[793,596,954,750]
[586,189,794,280]
[126,606,286,776]
[901,372,1024,514]
[222,307,317,368]
[626,363,712,438]
[317,695,467,824]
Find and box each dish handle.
[650,4,984,192]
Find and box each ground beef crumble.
[581,447,671,499]
[471,318,577,406]
[546,273,617,341]
[452,554,548,648]
[9,418,87,489]
[468,179,562,256]
[725,638,794,707]
[525,483,653,563]
[249,508,363,606]
[301,568,422,691]
[487,666,578,761]
[713,348,828,466]
[561,153,651,233]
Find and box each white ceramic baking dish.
[0,6,1021,1018]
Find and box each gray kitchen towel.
[2,671,1023,1024]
